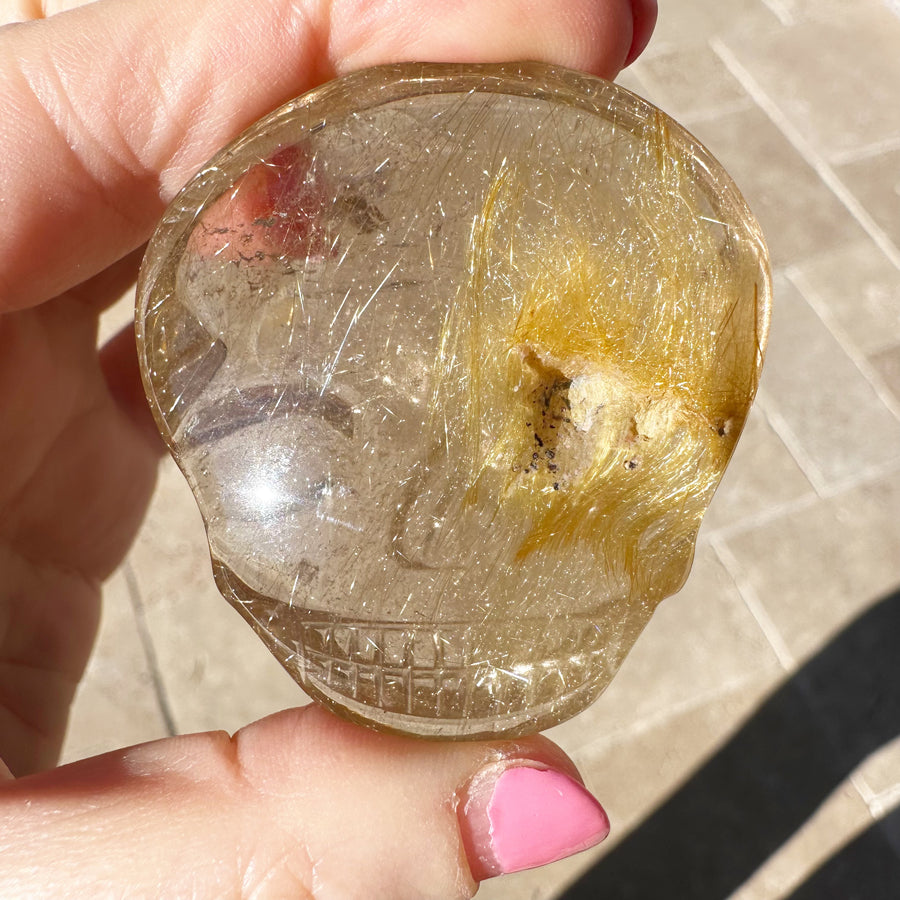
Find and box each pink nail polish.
[462,765,610,879]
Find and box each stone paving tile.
[564,681,781,831]
[60,567,169,764]
[716,7,900,165]
[568,679,793,898]
[702,404,815,536]
[558,631,900,899]
[684,107,869,268]
[611,66,643,97]
[789,240,900,359]
[836,148,900,249]
[722,468,900,667]
[718,493,900,873]
[125,458,307,737]
[627,43,753,123]
[542,544,782,755]
[479,678,781,900]
[756,274,900,491]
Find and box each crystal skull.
[136,62,771,739]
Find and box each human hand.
[0,0,655,895]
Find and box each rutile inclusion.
[136,62,771,739]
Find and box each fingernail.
[460,764,610,880]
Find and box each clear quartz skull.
[136,62,771,739]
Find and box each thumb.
[0,706,609,899]
[0,0,639,313]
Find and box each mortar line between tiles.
[705,456,900,544]
[829,133,900,167]
[757,0,794,27]
[815,457,900,499]
[849,770,882,817]
[869,780,900,866]
[866,781,900,819]
[702,490,821,544]
[678,97,757,126]
[122,561,178,738]
[710,536,797,671]
[757,402,831,497]
[573,670,778,757]
[787,266,900,424]
[717,465,900,558]
[710,39,900,273]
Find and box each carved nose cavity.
[136,61,771,740]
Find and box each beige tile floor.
[66,1,900,897]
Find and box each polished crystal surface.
[136,62,771,739]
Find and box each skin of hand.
[0,0,656,896]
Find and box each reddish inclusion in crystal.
[189,144,330,263]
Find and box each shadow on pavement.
[559,586,900,899]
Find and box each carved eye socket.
[136,61,771,740]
